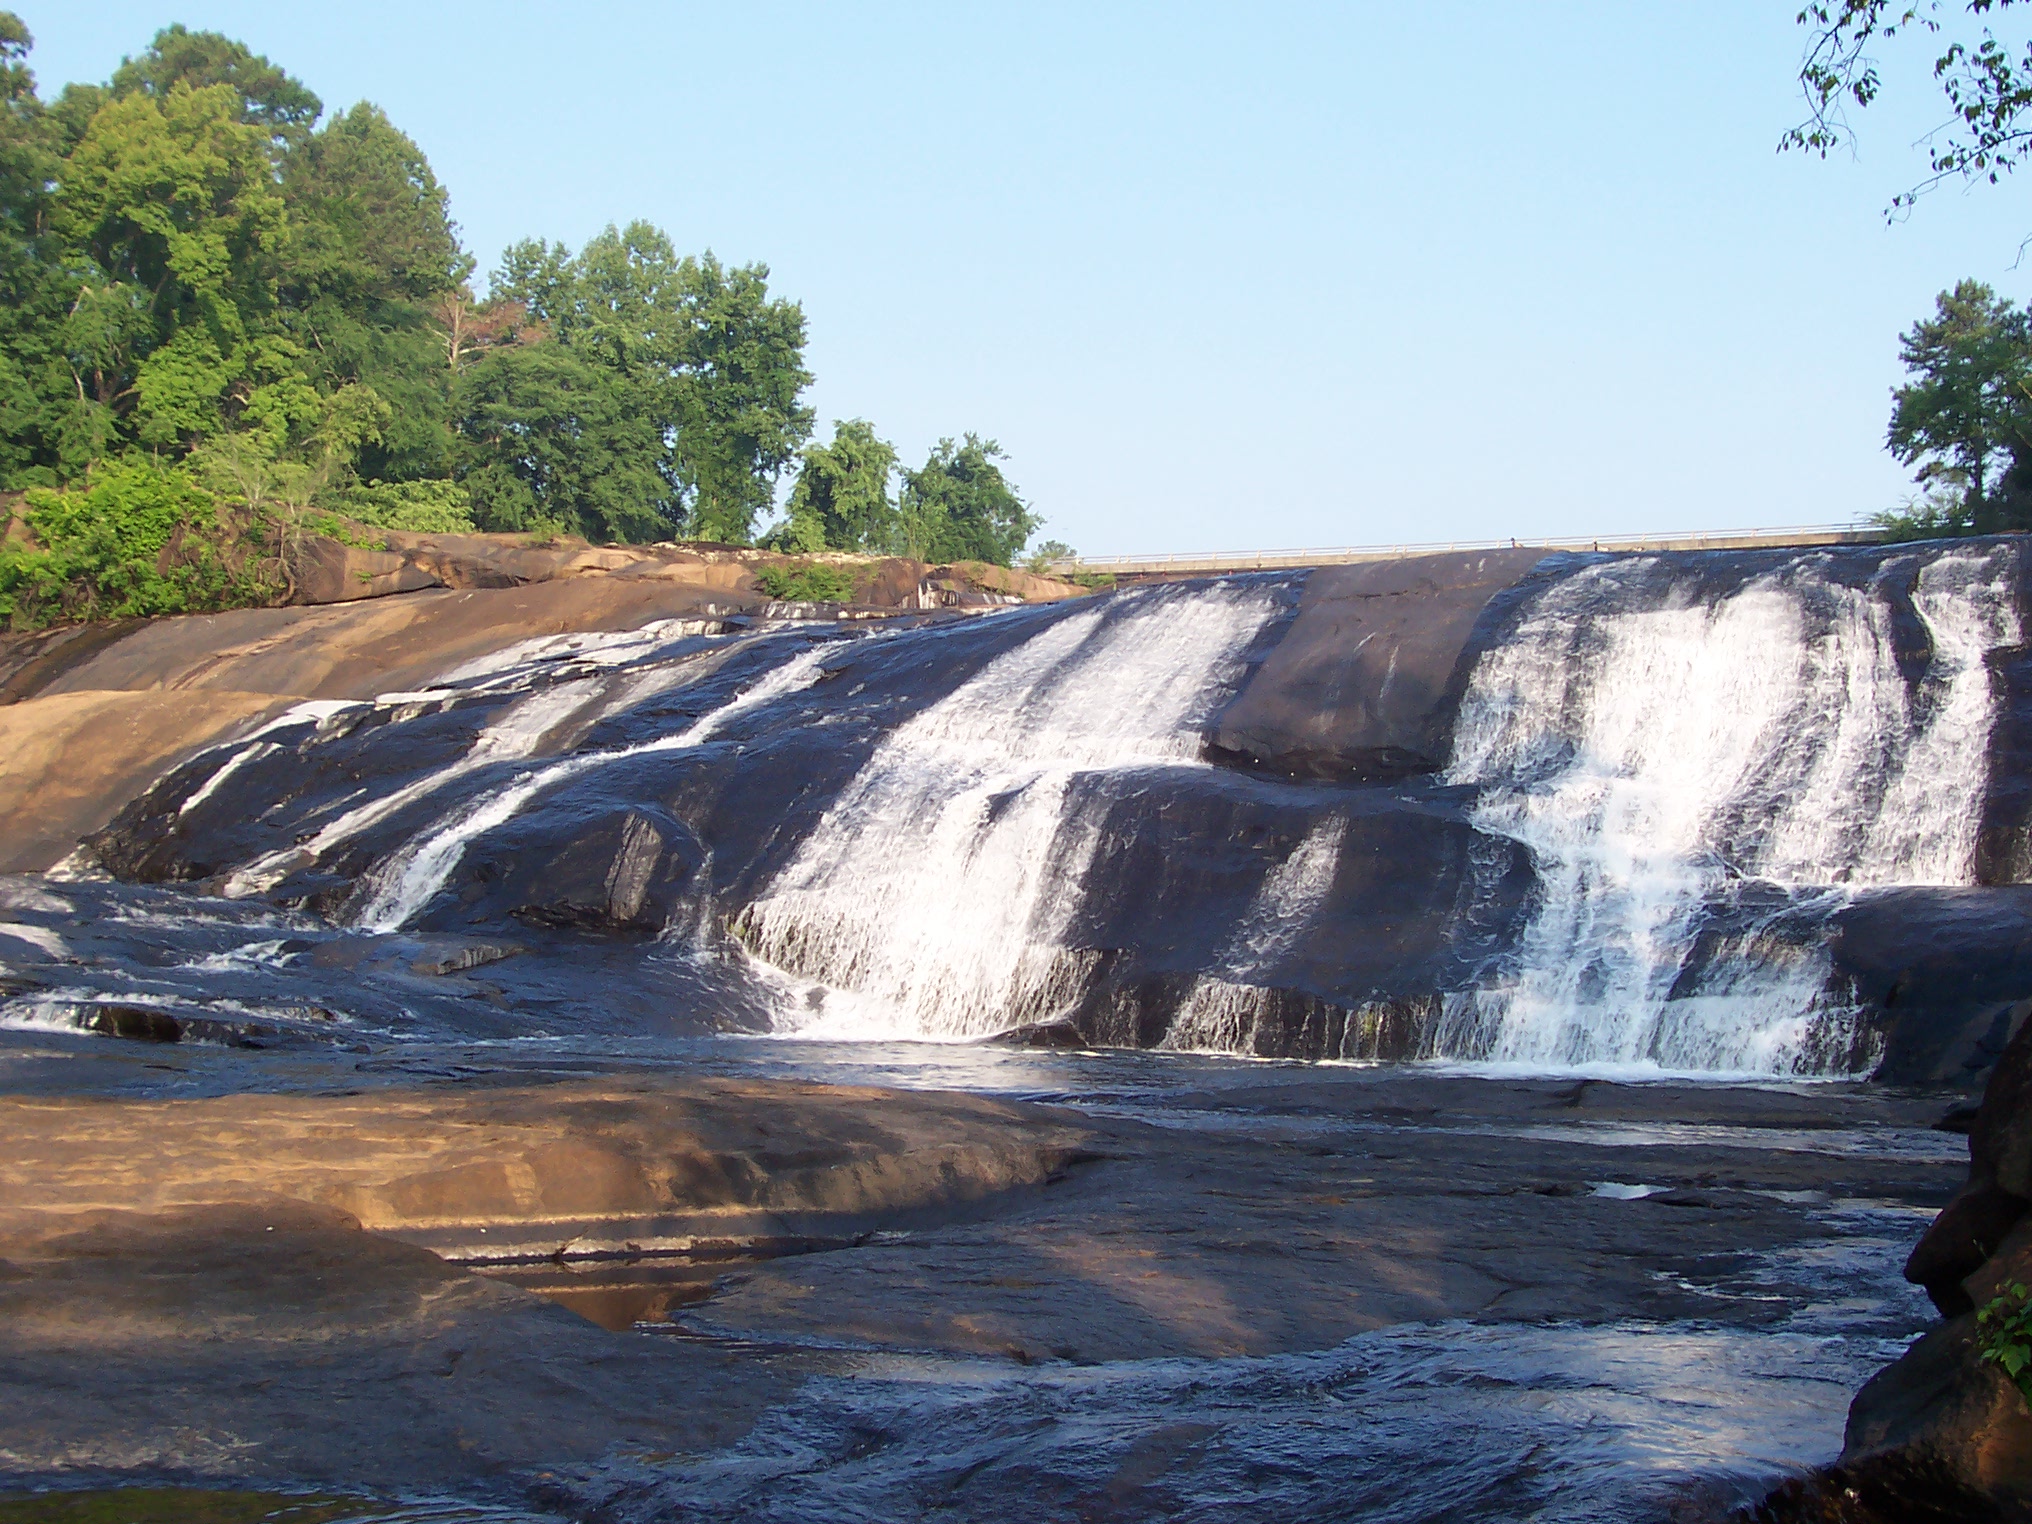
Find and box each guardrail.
[1044,524,1884,576]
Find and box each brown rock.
[1845,1317,2032,1507]
[0,1076,1092,1263]
[0,688,289,872]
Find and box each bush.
[326,479,479,534]
[0,459,268,630]
[753,563,857,602]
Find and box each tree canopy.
[0,13,1044,630]
[896,435,1041,565]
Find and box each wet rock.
[1829,890,2032,1085]
[1844,1318,2032,1510]
[1911,1182,2032,1316]
[0,1076,1094,1264]
[1207,548,1547,782]
[1943,1105,1986,1135]
[408,939,525,976]
[1732,1450,2014,1522]
[82,1004,183,1043]
[985,1019,1087,1049]
[1844,1007,2032,1505]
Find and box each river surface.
[0,1005,1958,1524]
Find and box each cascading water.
[351,649,829,931]
[1435,544,2023,1074]
[121,539,2030,1079]
[738,582,1282,1040]
[1158,815,1347,1053]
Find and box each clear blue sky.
[31,3,2032,554]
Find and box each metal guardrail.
[1044,524,1883,576]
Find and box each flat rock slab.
[0,1199,803,1495]
[0,1076,1092,1261]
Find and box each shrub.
[1977,1282,2032,1402]
[754,563,857,602]
[0,459,267,630]
[326,479,479,535]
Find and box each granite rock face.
[1206,549,1546,782]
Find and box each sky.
[30,3,2032,556]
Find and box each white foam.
[745,584,1281,1041]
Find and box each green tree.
[108,25,321,143]
[894,434,1040,566]
[454,340,673,541]
[1885,280,2032,533]
[670,250,813,542]
[0,13,77,486]
[775,418,897,551]
[473,224,812,542]
[280,102,468,481]
[53,80,294,451]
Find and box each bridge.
[1044,523,1883,577]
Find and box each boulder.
[1840,1011,2032,1507]
[1208,548,1547,782]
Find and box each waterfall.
[1438,544,2022,1074]
[351,649,829,931]
[1159,816,1347,1054]
[220,678,611,900]
[740,582,1282,1040]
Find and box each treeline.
[0,18,1046,627]
[1880,279,2032,539]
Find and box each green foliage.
[1787,2,2032,216]
[1872,484,1977,542]
[776,419,897,552]
[1024,538,1074,573]
[753,562,857,602]
[476,225,813,543]
[454,338,672,542]
[894,434,1040,566]
[109,25,321,141]
[279,102,468,484]
[326,477,476,534]
[0,456,266,628]
[0,16,1033,622]
[1884,280,2032,535]
[1979,1282,2032,1403]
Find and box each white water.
[220,680,609,900]
[351,649,829,931]
[1439,545,2022,1073]
[745,584,1281,1041]
[1159,815,1347,1054]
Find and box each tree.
[108,25,320,144]
[280,102,469,480]
[471,224,812,543]
[53,81,293,451]
[668,251,813,542]
[1786,2,2032,213]
[775,418,897,551]
[894,434,1040,565]
[1885,280,2032,532]
[454,339,675,541]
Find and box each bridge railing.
[1045,524,1883,576]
